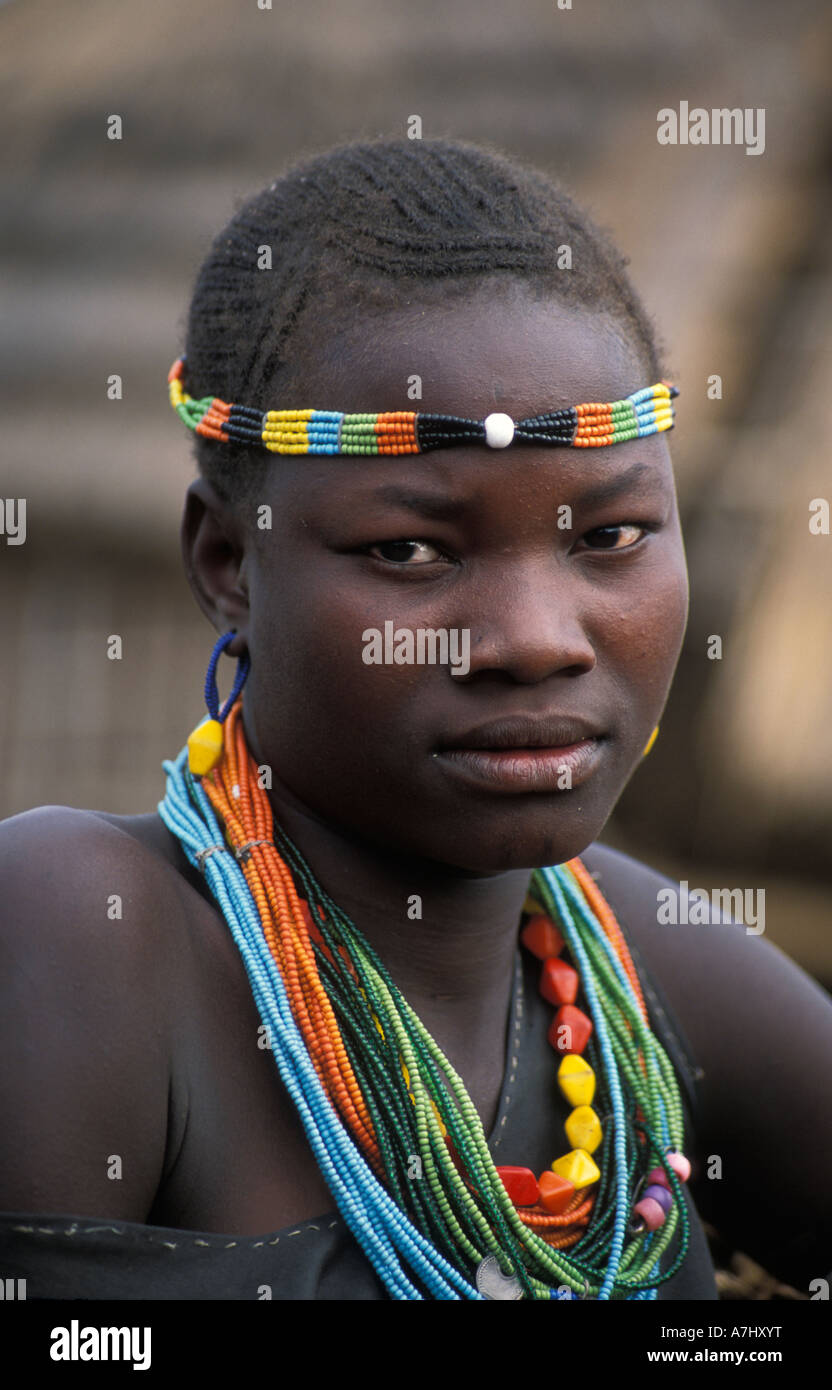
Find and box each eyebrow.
[370,485,468,519]
[371,461,665,518]
[572,461,668,509]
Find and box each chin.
[418,812,609,875]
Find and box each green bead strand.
[278,830,690,1297]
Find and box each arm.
[582,840,832,1291]
[0,806,177,1221]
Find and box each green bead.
[289,858,691,1297]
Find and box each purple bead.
[644,1183,673,1214]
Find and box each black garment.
[0,919,717,1300]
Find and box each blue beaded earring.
[187,630,251,775]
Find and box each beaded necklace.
[158,698,692,1300]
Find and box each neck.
[266,781,533,1095]
[275,791,530,995]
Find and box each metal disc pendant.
[475,1254,524,1300]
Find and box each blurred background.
[1,0,830,1294]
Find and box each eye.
[580,524,648,551]
[367,539,445,565]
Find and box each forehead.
[247,283,672,516]
[286,280,650,419]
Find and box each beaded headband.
[168,355,677,456]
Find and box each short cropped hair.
[183,136,666,504]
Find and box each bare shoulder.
[0,805,188,1220]
[581,840,832,1103]
[582,839,832,1287]
[579,839,770,1064]
[0,803,192,979]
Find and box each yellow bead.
[557,1054,596,1107]
[187,718,224,775]
[430,1099,447,1137]
[565,1105,602,1154]
[371,1012,385,1040]
[642,725,660,758]
[551,1148,600,1190]
[399,1061,417,1107]
[523,892,544,915]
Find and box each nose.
[451,561,597,684]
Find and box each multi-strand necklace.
[158,698,692,1300]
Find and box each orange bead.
[547,1004,593,1054]
[538,1170,576,1214]
[539,957,579,1006]
[495,1166,539,1206]
[521,914,565,961]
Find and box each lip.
[437,715,605,751]
[434,715,607,793]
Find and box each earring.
[187,630,251,775]
[642,725,660,758]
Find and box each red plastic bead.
[539,957,579,1006]
[538,1170,576,1214]
[521,914,565,961]
[303,908,335,964]
[547,1004,593,1055]
[495,1166,540,1206]
[445,1135,468,1181]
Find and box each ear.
[181,478,250,658]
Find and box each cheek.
[247,580,443,839]
[251,572,427,746]
[594,553,689,700]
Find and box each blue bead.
[159,744,478,1301]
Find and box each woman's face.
[237,284,689,872]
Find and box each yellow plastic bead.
[399,1060,418,1108]
[557,1054,596,1107]
[551,1149,600,1190]
[565,1105,602,1155]
[430,1099,447,1137]
[187,718,224,775]
[642,725,660,758]
[371,1012,385,1040]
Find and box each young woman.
[1,137,829,1301]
